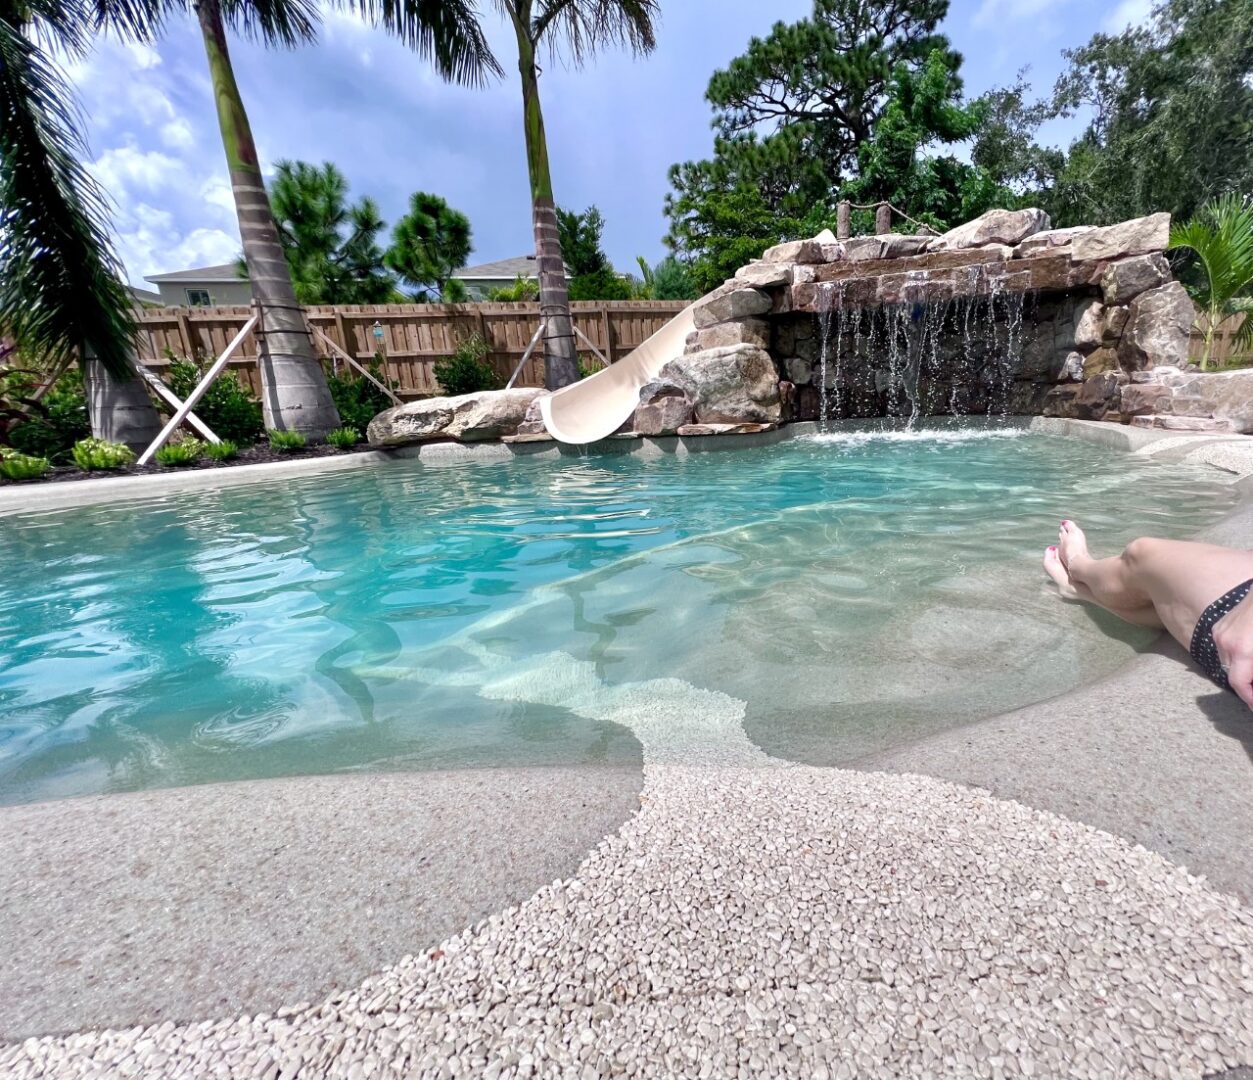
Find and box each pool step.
[1129,414,1236,432]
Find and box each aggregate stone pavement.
[3,652,1252,1079]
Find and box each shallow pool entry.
[0,428,1237,804]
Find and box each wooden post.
[875,202,892,235]
[836,201,852,240]
[601,305,614,365]
[332,310,348,376]
[176,310,195,359]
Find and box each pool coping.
[2,416,1249,517]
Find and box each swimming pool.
[0,426,1237,805]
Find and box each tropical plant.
[204,439,239,461]
[385,192,474,301]
[72,437,135,471]
[0,0,163,442]
[0,447,51,481]
[155,437,205,467]
[433,334,500,395]
[634,255,698,301]
[326,360,398,432]
[424,0,657,388]
[192,0,497,435]
[1169,194,1253,368]
[166,355,265,445]
[486,275,541,302]
[267,429,307,451]
[3,366,90,463]
[325,426,361,449]
[262,160,396,304]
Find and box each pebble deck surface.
[5,650,1253,1078]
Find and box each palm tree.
[1169,193,1253,369]
[0,0,163,450]
[489,0,660,390]
[194,0,499,432]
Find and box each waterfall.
[807,278,1032,428]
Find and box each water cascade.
[814,280,1029,430]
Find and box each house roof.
[128,285,163,305]
[144,263,243,284]
[453,255,540,280]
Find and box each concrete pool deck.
[1,420,1252,1078]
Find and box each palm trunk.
[195,0,340,435]
[84,352,163,453]
[514,25,579,390]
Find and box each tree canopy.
[663,0,1015,289]
[385,192,474,302]
[557,205,633,301]
[266,161,396,305]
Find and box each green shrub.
[267,429,307,452]
[6,369,90,464]
[485,275,540,302]
[72,437,135,471]
[154,438,204,467]
[326,426,361,449]
[166,355,264,444]
[0,448,51,481]
[326,356,399,433]
[433,335,500,396]
[203,439,239,462]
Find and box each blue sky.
[70,0,1152,288]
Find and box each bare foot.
[1043,545,1082,599]
[1057,519,1092,572]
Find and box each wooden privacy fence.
[1188,315,1249,367]
[134,301,691,399]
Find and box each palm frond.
[218,0,319,46]
[532,0,659,65]
[1230,296,1253,353]
[340,0,501,85]
[1168,192,1253,311]
[0,12,138,378]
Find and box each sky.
[68,0,1154,289]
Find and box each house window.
[185,289,212,306]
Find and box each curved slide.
[540,305,697,444]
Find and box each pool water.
[0,427,1237,805]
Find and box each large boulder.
[686,317,770,353]
[692,288,773,329]
[734,261,793,288]
[1117,282,1196,371]
[633,381,694,436]
[1101,253,1170,305]
[761,238,826,264]
[1012,225,1096,258]
[659,344,782,425]
[367,388,543,446]
[928,208,1050,251]
[1071,212,1170,261]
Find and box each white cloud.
[160,117,196,150]
[90,145,183,194]
[1103,0,1153,30]
[973,0,1058,27]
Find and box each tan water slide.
[540,305,697,444]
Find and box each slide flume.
[540,305,696,444]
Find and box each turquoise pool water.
[0,427,1237,804]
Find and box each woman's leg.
[1053,520,1253,651]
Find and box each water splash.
[808,275,1031,430]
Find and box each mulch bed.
[9,443,379,486]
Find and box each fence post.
[601,306,615,364]
[836,201,851,240]
[875,203,892,235]
[176,311,195,359]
